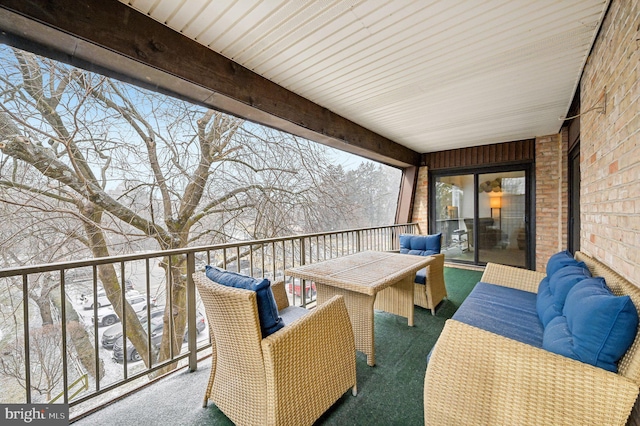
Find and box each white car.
[81,284,138,310]
[92,294,155,327]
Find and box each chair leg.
[352,384,358,396]
[202,397,208,408]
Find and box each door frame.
[568,142,581,254]
[429,163,535,269]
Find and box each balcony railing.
[0,223,418,418]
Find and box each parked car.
[287,280,316,298]
[101,306,165,349]
[80,281,137,310]
[111,311,207,363]
[112,319,164,362]
[91,294,154,327]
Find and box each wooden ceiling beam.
[0,0,420,167]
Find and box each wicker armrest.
[425,320,639,426]
[261,295,357,425]
[271,280,290,311]
[422,253,444,277]
[481,262,546,293]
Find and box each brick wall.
[580,0,640,286]
[534,131,569,271]
[411,166,429,233]
[580,4,640,420]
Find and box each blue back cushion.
[536,265,591,327]
[536,277,552,324]
[546,250,584,277]
[399,233,442,256]
[542,277,638,372]
[205,266,284,338]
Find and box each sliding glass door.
[431,167,531,268]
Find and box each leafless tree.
[0,200,104,381]
[0,323,86,402]
[0,46,390,377]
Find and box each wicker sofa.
[424,251,640,426]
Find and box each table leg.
[316,283,376,366]
[373,275,415,326]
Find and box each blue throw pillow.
[542,277,638,372]
[541,265,592,326]
[536,266,591,327]
[546,250,586,277]
[420,233,442,253]
[205,266,284,338]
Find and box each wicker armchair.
[413,253,446,315]
[193,272,357,426]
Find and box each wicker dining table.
[285,250,433,366]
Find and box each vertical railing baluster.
[322,235,326,260]
[271,242,276,281]
[187,252,197,371]
[145,258,152,367]
[300,237,306,308]
[167,256,174,360]
[92,265,100,392]
[281,240,287,303]
[120,262,128,379]
[249,245,254,276]
[292,239,297,305]
[60,269,69,404]
[22,274,31,404]
[261,244,265,279]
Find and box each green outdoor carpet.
[316,266,483,426]
[71,266,483,426]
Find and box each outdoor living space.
[70,266,483,426]
[1,0,639,425]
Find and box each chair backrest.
[399,233,442,255]
[463,218,473,237]
[194,273,268,419]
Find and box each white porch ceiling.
[120,0,608,154]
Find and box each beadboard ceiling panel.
[121,0,608,154]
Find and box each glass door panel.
[477,171,526,267]
[434,174,474,262]
[432,169,528,267]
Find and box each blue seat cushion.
[415,269,427,285]
[279,306,308,325]
[543,277,638,372]
[399,233,442,256]
[536,265,591,327]
[205,266,284,338]
[451,282,544,347]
